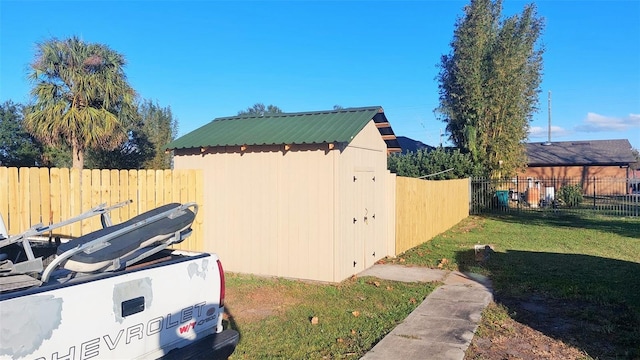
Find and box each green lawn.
[396,212,640,359]
[225,213,640,359]
[226,275,437,359]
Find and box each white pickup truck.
[0,201,239,360]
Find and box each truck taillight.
[217,259,225,308]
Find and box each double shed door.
[351,170,378,273]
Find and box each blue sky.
[1,0,639,150]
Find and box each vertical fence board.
[107,170,116,222]
[0,167,204,246]
[7,168,19,235]
[145,170,155,211]
[155,170,164,207]
[172,171,180,206]
[395,177,469,254]
[118,170,128,222]
[39,168,51,226]
[81,170,91,232]
[0,167,8,231]
[19,168,30,232]
[128,171,139,217]
[69,169,81,236]
[29,168,41,225]
[100,169,110,212]
[58,168,71,236]
[50,168,61,227]
[163,170,173,204]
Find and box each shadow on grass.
[481,211,640,239]
[456,248,640,359]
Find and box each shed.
[166,106,400,282]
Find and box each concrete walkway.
[358,264,493,360]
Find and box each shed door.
[353,170,376,272]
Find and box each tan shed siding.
[173,120,394,283]
[278,148,335,281]
[333,121,391,281]
[174,145,336,282]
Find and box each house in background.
[165,106,400,282]
[396,136,435,154]
[523,139,637,195]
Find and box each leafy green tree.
[24,36,136,170]
[387,147,484,179]
[85,129,154,169]
[138,100,178,169]
[86,99,177,169]
[41,144,72,168]
[238,103,283,115]
[631,148,640,170]
[0,101,42,166]
[436,0,544,178]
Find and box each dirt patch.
[465,296,640,360]
[224,283,301,324]
[465,302,589,360]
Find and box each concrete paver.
[358,265,493,360]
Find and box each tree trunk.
[72,142,84,170]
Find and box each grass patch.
[225,274,437,359]
[473,302,514,338]
[222,212,639,359]
[396,212,640,359]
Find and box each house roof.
[526,139,636,166]
[397,136,436,154]
[165,106,401,153]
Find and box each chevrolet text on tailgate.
[0,201,239,360]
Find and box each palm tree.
[24,36,136,169]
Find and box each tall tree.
[631,148,640,170]
[86,99,177,169]
[138,100,178,169]
[237,103,283,115]
[0,101,42,166]
[85,128,154,169]
[24,36,136,170]
[436,0,544,177]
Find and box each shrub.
[557,184,583,207]
[387,147,485,179]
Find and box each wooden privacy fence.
[395,177,470,254]
[2,167,471,262]
[0,167,204,251]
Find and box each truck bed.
[0,249,236,360]
[0,249,185,299]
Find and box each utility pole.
[544,91,552,145]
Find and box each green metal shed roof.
[166,106,394,150]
